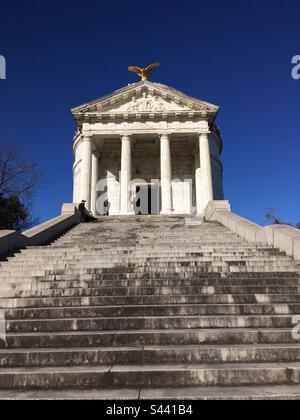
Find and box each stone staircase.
[0,216,300,400]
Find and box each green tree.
[0,144,41,231]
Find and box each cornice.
[71,81,219,123]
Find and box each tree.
[265,208,300,230]
[0,144,41,231]
[0,194,31,231]
[265,208,282,225]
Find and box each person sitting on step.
[78,200,97,223]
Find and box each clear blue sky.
[0,0,299,225]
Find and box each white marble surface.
[71,81,223,216]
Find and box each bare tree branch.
[0,143,42,202]
[265,208,299,229]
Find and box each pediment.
[71,81,219,120]
[105,92,191,113]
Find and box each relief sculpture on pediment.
[126,94,165,112]
[114,92,188,113]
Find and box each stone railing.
[0,204,82,259]
[205,200,300,261]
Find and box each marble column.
[160,134,173,214]
[81,136,92,210]
[120,135,133,215]
[194,148,202,214]
[199,132,213,213]
[90,152,99,216]
[72,162,80,204]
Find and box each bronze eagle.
[128,63,160,81]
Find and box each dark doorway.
[134,184,160,215]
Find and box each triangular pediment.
[104,91,191,113]
[72,81,219,117]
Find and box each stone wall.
[0,204,81,259]
[205,200,300,261]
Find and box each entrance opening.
[134,184,160,215]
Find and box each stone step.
[0,365,111,389]
[0,362,299,389]
[109,363,300,388]
[3,280,299,295]
[1,258,295,270]
[5,315,297,333]
[3,289,300,309]
[21,246,275,256]
[5,256,287,267]
[0,263,297,279]
[0,388,140,400]
[3,261,294,273]
[19,245,281,254]
[37,236,245,241]
[12,251,283,260]
[2,285,300,300]
[61,234,242,239]
[4,255,292,266]
[60,231,237,235]
[1,384,300,400]
[8,245,286,256]
[2,276,300,290]
[139,384,300,400]
[4,271,299,282]
[2,293,300,313]
[1,328,296,349]
[3,303,300,320]
[37,272,300,280]
[1,218,300,397]
[1,344,300,368]
[20,277,300,288]
[2,293,300,309]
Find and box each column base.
[160,209,174,215]
[119,211,135,216]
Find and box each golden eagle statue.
[128,63,160,81]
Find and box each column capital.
[198,131,211,137]
[82,134,92,142]
[120,134,133,141]
[158,133,171,140]
[92,149,102,158]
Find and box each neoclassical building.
[71,81,224,216]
